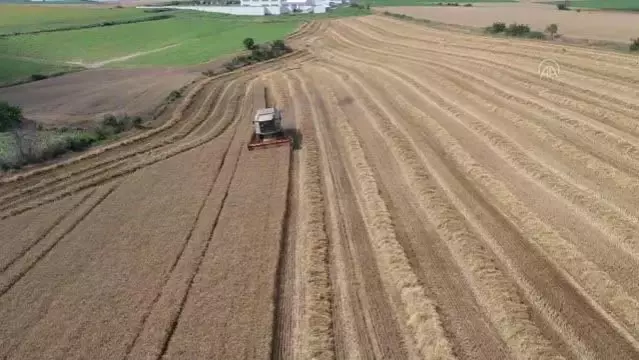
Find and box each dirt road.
[2,15,639,360]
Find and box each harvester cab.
[247,107,291,151]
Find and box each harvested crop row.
[288,70,411,359]
[349,17,639,109]
[352,18,639,122]
[317,51,597,358]
[261,73,303,360]
[318,23,639,356]
[296,65,456,359]
[308,59,563,360]
[357,16,639,87]
[324,24,639,268]
[278,71,368,360]
[271,71,335,360]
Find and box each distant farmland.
[0,5,368,85]
[0,5,154,35]
[552,0,639,11]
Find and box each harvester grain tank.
[247,107,291,150]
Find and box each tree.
[545,23,558,40]
[0,101,23,132]
[243,37,256,50]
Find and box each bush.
[545,23,558,39]
[526,31,546,39]
[243,37,256,50]
[167,90,182,103]
[463,3,472,6]
[630,38,639,52]
[66,133,98,152]
[143,8,174,12]
[505,23,531,36]
[557,3,569,10]
[30,74,48,81]
[487,22,506,33]
[0,102,22,132]
[224,38,292,71]
[99,113,139,135]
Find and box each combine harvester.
[247,86,292,151]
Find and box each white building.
[139,0,329,15]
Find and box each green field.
[0,5,157,35]
[0,5,369,84]
[0,129,100,169]
[0,55,78,85]
[0,13,298,66]
[541,0,639,10]
[571,0,639,10]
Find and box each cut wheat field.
[1,14,639,360]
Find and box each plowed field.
[2,15,639,360]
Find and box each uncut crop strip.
[0,51,310,205]
[0,53,310,357]
[0,76,223,208]
[0,50,310,198]
[159,130,290,360]
[0,189,94,274]
[0,180,121,298]
[0,78,240,214]
[124,79,254,360]
[0,54,312,220]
